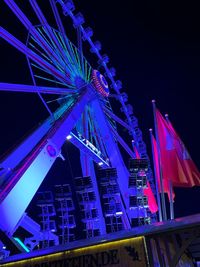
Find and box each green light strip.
[13,237,30,253]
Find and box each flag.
[156,109,188,186]
[133,145,158,213]
[166,118,200,187]
[152,134,175,200]
[133,145,140,159]
[156,109,200,187]
[143,181,158,213]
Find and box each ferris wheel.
[0,0,156,251]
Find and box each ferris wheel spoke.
[31,29,65,71]
[104,107,133,132]
[33,74,68,87]
[82,106,109,162]
[28,56,74,93]
[109,126,135,159]
[89,113,108,160]
[0,82,77,95]
[75,109,109,164]
[28,28,68,74]
[28,40,63,72]
[49,0,66,37]
[82,109,89,139]
[0,27,73,86]
[49,0,81,73]
[29,0,74,72]
[29,0,51,29]
[77,28,85,77]
[29,58,69,86]
[53,30,78,74]
[56,1,117,91]
[29,0,89,83]
[4,0,33,33]
[4,1,64,70]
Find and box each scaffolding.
[98,168,124,233]
[129,159,151,227]
[54,184,76,244]
[37,191,57,248]
[74,176,100,238]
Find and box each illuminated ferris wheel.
[0,0,156,252]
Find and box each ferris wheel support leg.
[80,153,106,235]
[90,99,132,229]
[0,88,92,235]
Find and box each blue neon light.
[14,237,30,253]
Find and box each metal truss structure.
[0,0,157,254]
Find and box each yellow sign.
[0,236,148,267]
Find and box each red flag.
[133,145,158,213]
[143,181,158,213]
[152,134,175,200]
[166,118,200,187]
[156,109,186,186]
[156,109,200,187]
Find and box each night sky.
[0,1,200,219]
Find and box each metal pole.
[169,179,174,220]
[149,128,163,222]
[165,114,175,220]
[152,100,167,221]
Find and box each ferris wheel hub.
[74,76,86,89]
[92,70,109,97]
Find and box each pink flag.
[133,145,140,159]
[133,145,158,213]
[143,181,158,213]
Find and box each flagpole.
[149,128,163,222]
[165,114,175,220]
[152,100,167,221]
[168,179,174,220]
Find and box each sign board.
[0,236,149,267]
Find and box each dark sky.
[0,0,200,219]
